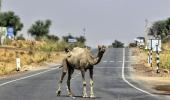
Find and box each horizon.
[2,0,170,47]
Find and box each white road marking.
[71,73,81,80]
[0,66,60,87]
[103,61,108,62]
[122,48,154,96]
[103,60,135,63]
[96,67,128,69]
[125,61,136,62]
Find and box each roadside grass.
[141,42,170,69]
[160,42,170,69]
[143,42,170,69]
[0,38,83,75]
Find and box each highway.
[0,48,168,100]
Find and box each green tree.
[76,36,86,43]
[46,34,59,41]
[0,0,2,12]
[148,18,170,40]
[112,40,124,48]
[28,19,51,37]
[62,34,74,42]
[165,18,170,35]
[0,11,23,36]
[151,20,167,38]
[16,34,25,40]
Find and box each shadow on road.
[57,95,101,99]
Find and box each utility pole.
[0,0,2,12]
[145,19,148,49]
[83,28,86,47]
[83,28,86,38]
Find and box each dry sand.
[130,48,170,95]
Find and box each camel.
[56,45,106,98]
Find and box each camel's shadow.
[57,95,101,99]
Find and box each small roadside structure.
[68,38,77,44]
[0,26,14,45]
[134,37,145,47]
[0,27,7,45]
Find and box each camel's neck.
[89,51,104,65]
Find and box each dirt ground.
[130,48,170,95]
[0,52,65,79]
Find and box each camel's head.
[98,45,106,54]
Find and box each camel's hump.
[71,47,90,56]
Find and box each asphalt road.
[0,48,168,100]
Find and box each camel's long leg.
[81,69,88,98]
[67,68,74,97]
[56,59,68,96]
[56,72,67,95]
[89,68,95,98]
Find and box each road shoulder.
[0,62,61,83]
[129,48,170,96]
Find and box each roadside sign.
[7,26,14,39]
[0,27,7,45]
[68,38,77,43]
[147,39,161,51]
[0,27,7,36]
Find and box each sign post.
[147,39,161,51]
[7,26,14,39]
[156,44,160,73]
[147,39,161,73]
[68,38,77,44]
[16,52,21,71]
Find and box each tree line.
[148,17,170,42]
[0,10,125,47]
[0,11,86,44]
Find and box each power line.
[83,28,86,37]
[0,0,2,12]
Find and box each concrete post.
[16,51,21,71]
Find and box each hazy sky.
[2,0,170,47]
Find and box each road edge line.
[121,48,154,96]
[0,65,61,87]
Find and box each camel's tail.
[64,48,70,53]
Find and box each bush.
[16,34,25,40]
[112,40,124,48]
[4,38,12,45]
[129,43,137,48]
[162,35,170,43]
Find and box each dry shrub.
[0,39,78,75]
[159,42,170,69]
